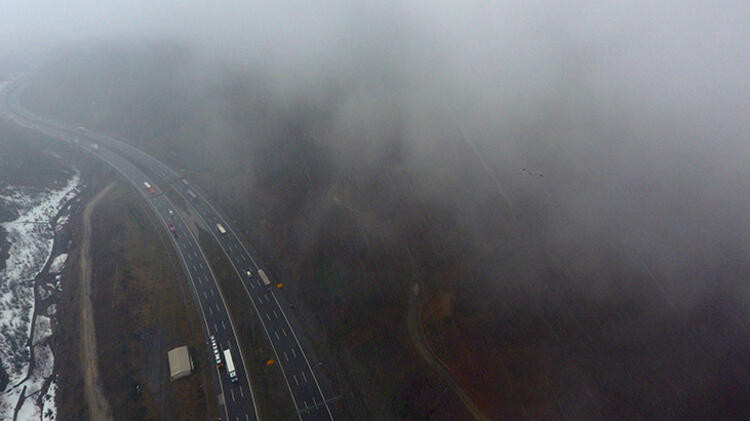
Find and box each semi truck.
[216,223,227,234]
[258,270,271,287]
[223,349,238,382]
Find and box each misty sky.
[4,1,750,257]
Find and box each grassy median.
[198,228,297,420]
[88,182,219,420]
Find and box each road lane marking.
[291,348,297,358]
[293,374,299,386]
[203,291,207,299]
[221,320,227,330]
[240,387,244,398]
[302,371,308,383]
[273,310,278,319]
[274,331,280,340]
[266,313,271,321]
[231,388,235,402]
[281,327,287,337]
[283,351,289,362]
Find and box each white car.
[168,209,175,217]
[246,270,253,277]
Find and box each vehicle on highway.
[246,269,252,278]
[210,335,224,368]
[168,222,177,236]
[216,223,227,234]
[143,181,156,194]
[168,209,175,217]
[77,126,85,132]
[90,143,99,152]
[258,270,271,287]
[223,349,238,382]
[186,189,197,199]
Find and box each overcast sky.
[4,0,749,189]
[3,1,750,309]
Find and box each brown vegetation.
[23,46,750,420]
[197,229,296,419]
[88,182,217,420]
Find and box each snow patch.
[0,171,80,419]
[32,315,52,346]
[48,253,67,274]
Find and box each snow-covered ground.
[47,254,67,274]
[0,171,80,420]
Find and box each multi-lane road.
[1,77,335,420]
[81,124,335,421]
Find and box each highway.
[81,126,336,421]
[2,76,336,420]
[1,81,259,421]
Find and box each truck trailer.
[223,349,238,382]
[258,270,271,287]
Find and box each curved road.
[84,126,336,421]
[2,76,337,421]
[1,80,260,421]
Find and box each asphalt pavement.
[1,80,259,421]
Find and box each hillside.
[22,43,750,419]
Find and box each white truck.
[216,223,227,234]
[258,270,271,287]
[223,349,238,382]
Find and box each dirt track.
[79,183,115,421]
[407,283,489,421]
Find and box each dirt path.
[79,183,115,421]
[407,282,490,421]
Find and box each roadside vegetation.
[0,118,108,418]
[197,228,296,420]
[87,182,218,420]
[23,44,750,419]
